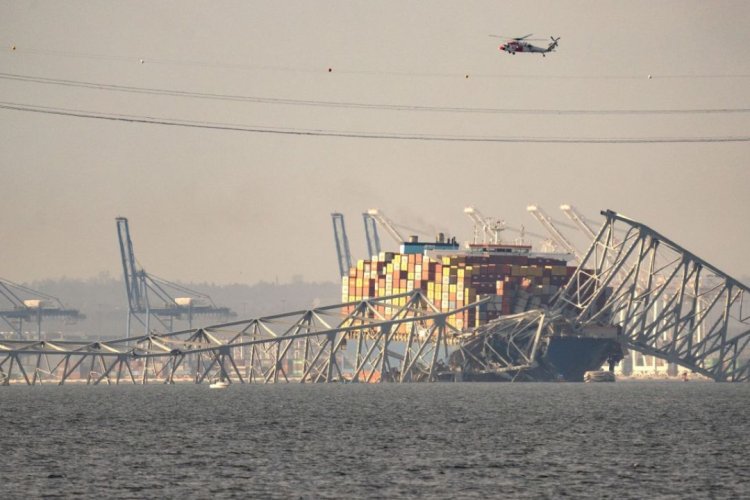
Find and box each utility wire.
[2,101,749,143]
[1,72,749,116]
[7,47,750,80]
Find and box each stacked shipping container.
[342,248,576,330]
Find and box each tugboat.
[209,377,230,389]
[584,370,616,383]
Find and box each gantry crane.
[526,205,582,262]
[362,212,382,258]
[366,209,405,245]
[463,207,506,244]
[0,278,84,340]
[331,213,353,278]
[115,217,234,338]
[559,204,597,240]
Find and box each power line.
[2,101,749,144]
[7,46,750,81]
[2,72,749,116]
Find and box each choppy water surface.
[2,382,749,499]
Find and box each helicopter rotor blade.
[489,34,545,41]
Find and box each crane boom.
[527,205,582,262]
[331,213,353,278]
[463,206,505,243]
[115,216,234,337]
[559,204,597,240]
[366,209,405,245]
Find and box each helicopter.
[489,34,560,56]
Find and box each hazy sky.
[1,1,749,285]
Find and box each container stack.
[342,250,576,330]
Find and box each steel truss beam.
[450,310,554,381]
[0,291,489,386]
[553,210,750,381]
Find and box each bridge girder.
[0,291,489,386]
[553,210,750,382]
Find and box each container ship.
[342,234,576,329]
[342,235,624,381]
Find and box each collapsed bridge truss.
[554,210,750,382]
[2,210,749,385]
[0,291,488,386]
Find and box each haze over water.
[3,382,749,498]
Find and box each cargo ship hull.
[449,335,624,383]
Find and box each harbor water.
[2,381,749,498]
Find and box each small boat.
[209,379,230,389]
[584,370,616,383]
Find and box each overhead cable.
[1,73,749,115]
[5,47,750,80]
[1,101,749,143]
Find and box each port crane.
[366,209,405,246]
[463,207,505,244]
[330,213,353,278]
[527,205,582,262]
[115,217,233,337]
[463,206,554,248]
[362,212,382,258]
[559,204,597,240]
[0,278,83,340]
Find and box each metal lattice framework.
[450,310,554,381]
[331,213,353,278]
[0,278,84,339]
[0,291,488,386]
[554,210,750,382]
[116,217,234,337]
